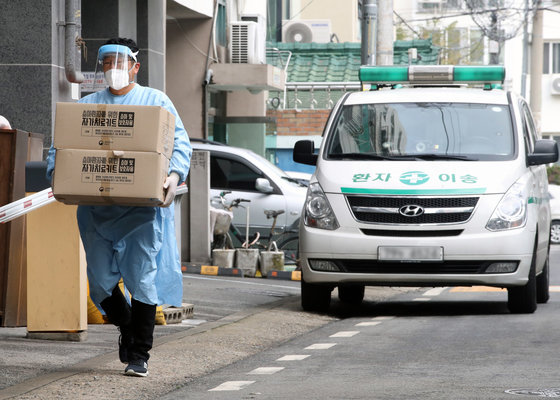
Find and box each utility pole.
[521,0,529,97]
[530,0,543,130]
[376,0,394,66]
[361,0,377,65]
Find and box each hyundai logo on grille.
[399,205,425,217]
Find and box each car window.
[210,156,263,191]
[325,102,515,161]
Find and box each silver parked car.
[191,141,308,240]
[549,184,560,244]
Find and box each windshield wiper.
[328,153,416,161]
[411,153,478,161]
[281,176,307,186]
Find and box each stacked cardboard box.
[52,103,175,206]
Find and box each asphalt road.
[161,246,560,400]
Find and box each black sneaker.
[124,360,148,377]
[118,328,133,364]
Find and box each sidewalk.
[0,273,414,400]
[0,295,336,400]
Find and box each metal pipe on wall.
[361,0,377,66]
[64,0,84,83]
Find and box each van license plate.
[378,246,443,262]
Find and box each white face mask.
[105,68,131,91]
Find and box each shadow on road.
[329,298,511,319]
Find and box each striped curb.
[181,264,244,277]
[181,263,300,281]
[265,270,301,281]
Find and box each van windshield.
[325,103,515,161]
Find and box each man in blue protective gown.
[46,38,192,377]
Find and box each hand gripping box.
[54,103,175,158]
[53,149,169,206]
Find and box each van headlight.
[304,183,339,230]
[486,183,527,231]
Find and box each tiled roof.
[267,39,440,83]
[266,39,440,109]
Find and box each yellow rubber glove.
[162,172,180,207]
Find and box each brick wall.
[267,109,331,136]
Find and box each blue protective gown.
[46,85,192,307]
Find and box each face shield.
[93,44,138,91]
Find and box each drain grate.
[506,389,560,397]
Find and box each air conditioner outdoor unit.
[551,75,560,95]
[229,21,262,64]
[282,19,332,43]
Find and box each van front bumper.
[299,225,535,288]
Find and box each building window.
[543,42,560,74]
[216,0,226,47]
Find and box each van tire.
[536,256,550,304]
[301,278,332,312]
[507,244,537,314]
[338,285,365,305]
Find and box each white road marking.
[209,381,255,391]
[183,274,299,291]
[423,287,447,296]
[355,321,382,327]
[330,331,360,338]
[413,297,431,302]
[305,343,337,350]
[549,285,560,292]
[372,316,395,321]
[181,319,207,326]
[248,367,285,375]
[277,355,310,361]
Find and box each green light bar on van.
[359,65,505,86]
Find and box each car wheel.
[536,255,550,304]
[550,221,560,244]
[338,285,365,305]
[507,238,537,314]
[301,277,332,312]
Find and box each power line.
[393,10,421,38]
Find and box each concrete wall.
[504,7,560,136]
[0,0,75,153]
[166,16,213,139]
[0,0,168,157]
[299,0,359,42]
[82,0,165,91]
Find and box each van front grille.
[346,196,479,225]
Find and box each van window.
[520,101,538,154]
[325,103,515,161]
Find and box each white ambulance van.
[293,65,558,314]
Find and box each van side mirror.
[255,178,274,193]
[293,140,318,166]
[528,139,559,166]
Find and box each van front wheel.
[507,248,537,314]
[301,278,332,312]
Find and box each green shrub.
[547,165,560,185]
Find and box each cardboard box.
[54,103,175,158]
[53,149,169,206]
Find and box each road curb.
[265,270,301,281]
[181,263,300,281]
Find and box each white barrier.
[0,188,55,224]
